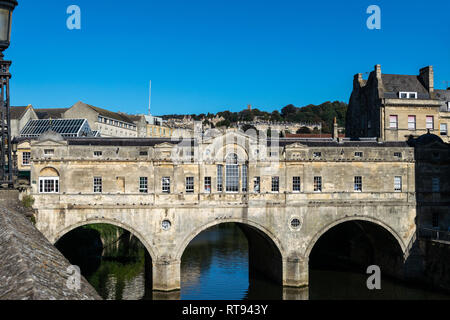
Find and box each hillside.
[162,101,348,134]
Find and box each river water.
[58,224,450,300]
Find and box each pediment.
[154,142,176,149]
[285,142,308,149]
[31,139,67,147]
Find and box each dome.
[38,130,64,142]
[415,131,443,145]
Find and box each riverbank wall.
[0,190,101,300]
[419,239,450,293]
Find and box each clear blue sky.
[7,0,450,115]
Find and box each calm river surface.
[62,224,450,300]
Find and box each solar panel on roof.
[20,119,94,138]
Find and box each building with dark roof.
[34,108,69,120]
[10,105,38,139]
[64,101,139,137]
[346,65,448,143]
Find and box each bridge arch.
[176,218,284,261]
[305,215,407,260]
[53,218,158,262]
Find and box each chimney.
[353,73,363,90]
[419,66,434,93]
[332,117,338,140]
[374,64,382,79]
[247,104,252,111]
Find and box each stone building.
[64,102,138,137]
[346,65,448,142]
[10,105,38,139]
[29,129,424,290]
[409,133,450,237]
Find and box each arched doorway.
[55,223,153,300]
[179,221,283,300]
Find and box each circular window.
[290,218,301,229]
[162,220,171,231]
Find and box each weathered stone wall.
[0,201,100,300]
[420,239,450,292]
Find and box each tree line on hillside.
[161,101,347,134]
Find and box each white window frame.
[44,149,54,156]
[241,165,248,192]
[440,123,447,136]
[225,154,239,193]
[139,177,148,193]
[217,165,223,192]
[185,176,194,193]
[389,115,398,129]
[162,177,171,194]
[253,177,260,193]
[271,176,280,193]
[39,177,59,194]
[293,176,301,192]
[22,152,31,166]
[399,92,417,99]
[93,177,102,193]
[426,116,434,130]
[204,176,211,193]
[394,176,402,192]
[314,176,322,192]
[354,176,362,192]
[408,115,416,130]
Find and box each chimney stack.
[353,73,363,90]
[374,64,382,78]
[247,104,252,111]
[332,117,338,140]
[419,66,434,93]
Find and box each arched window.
[39,167,60,194]
[226,153,239,192]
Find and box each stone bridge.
[30,131,417,291]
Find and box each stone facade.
[346,65,449,143]
[30,130,418,291]
[64,102,138,137]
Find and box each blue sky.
[7,0,450,115]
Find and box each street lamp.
[0,0,17,187]
[0,1,17,55]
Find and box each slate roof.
[272,138,410,148]
[83,103,134,124]
[35,108,69,119]
[67,137,408,148]
[381,74,430,99]
[435,89,450,102]
[10,106,28,120]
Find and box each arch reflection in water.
[55,223,152,300]
[308,220,450,300]
[181,223,283,300]
[54,222,450,300]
